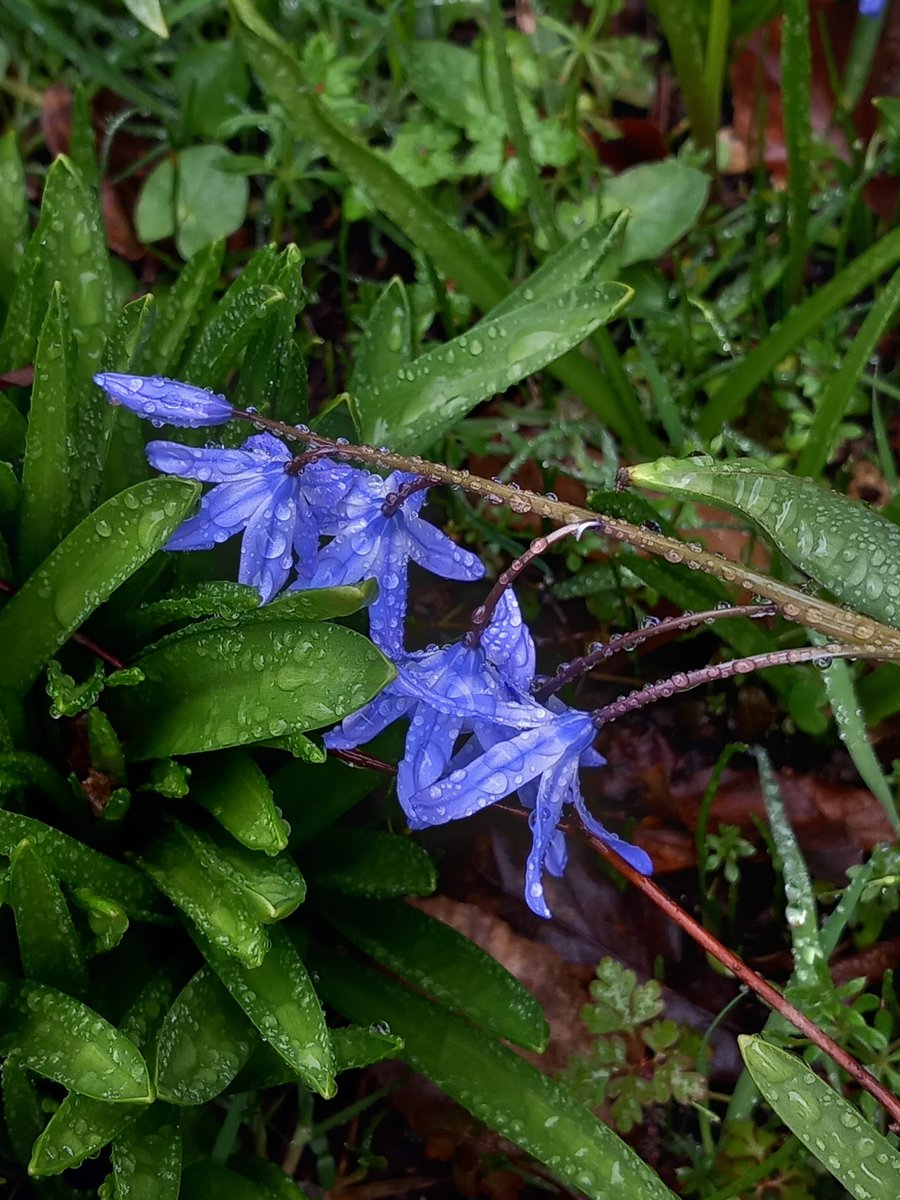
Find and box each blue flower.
[146,434,365,603]
[94,373,235,428]
[407,709,653,918]
[324,590,546,800]
[859,0,885,16]
[300,470,484,655]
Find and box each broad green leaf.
[155,966,257,1104]
[202,834,306,921]
[348,277,414,409]
[355,281,633,451]
[489,213,629,319]
[111,1104,181,1200]
[189,750,289,854]
[0,155,112,376]
[331,1024,404,1071]
[136,146,249,260]
[1,982,152,1102]
[698,225,900,436]
[128,581,261,639]
[30,976,174,1176]
[600,160,709,270]
[626,456,900,633]
[17,284,78,575]
[123,0,168,38]
[9,837,88,996]
[272,755,382,848]
[739,1035,900,1200]
[141,824,272,966]
[174,41,249,141]
[112,616,394,759]
[227,0,656,450]
[303,829,436,897]
[143,239,224,374]
[0,477,200,694]
[326,896,547,1050]
[317,949,676,1200]
[257,579,377,622]
[0,809,162,918]
[199,924,336,1098]
[0,129,28,303]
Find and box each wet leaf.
[348,277,413,408]
[141,823,273,967]
[112,616,394,759]
[143,240,224,375]
[317,949,676,1200]
[626,457,900,633]
[0,477,200,694]
[111,1103,182,1200]
[1,982,152,1102]
[199,924,336,1098]
[123,0,168,38]
[9,837,88,997]
[0,809,162,919]
[189,750,289,855]
[601,161,709,269]
[303,829,436,897]
[155,965,258,1105]
[327,896,548,1050]
[354,282,632,452]
[739,1035,900,1200]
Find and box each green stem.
[487,0,561,251]
[703,0,731,138]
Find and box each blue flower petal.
[239,474,300,603]
[405,513,485,581]
[165,476,274,550]
[95,373,234,427]
[575,794,653,875]
[482,590,535,693]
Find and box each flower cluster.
[95,372,652,916]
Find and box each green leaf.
[0,391,26,461]
[0,129,28,304]
[354,281,633,451]
[9,837,88,996]
[326,896,548,1050]
[189,750,289,854]
[753,749,830,993]
[143,240,224,375]
[303,829,436,897]
[111,1104,182,1200]
[45,658,106,718]
[28,975,173,1176]
[272,755,382,849]
[123,0,168,37]
[698,225,900,436]
[136,146,249,260]
[257,579,377,622]
[155,966,257,1105]
[71,887,130,954]
[199,924,336,1098]
[331,1023,404,1071]
[601,161,709,269]
[2,1058,46,1168]
[625,456,900,633]
[0,155,112,377]
[348,278,414,410]
[738,1035,900,1200]
[317,949,676,1200]
[1,982,152,1102]
[141,823,273,967]
[174,42,249,141]
[16,284,78,575]
[112,616,394,759]
[93,295,157,500]
[490,214,629,319]
[0,477,200,694]
[0,809,162,919]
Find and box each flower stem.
[537,602,776,701]
[590,643,881,728]
[231,407,900,658]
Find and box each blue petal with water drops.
[145,433,360,603]
[94,372,235,428]
[299,471,484,656]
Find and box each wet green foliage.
[3,0,900,1196]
